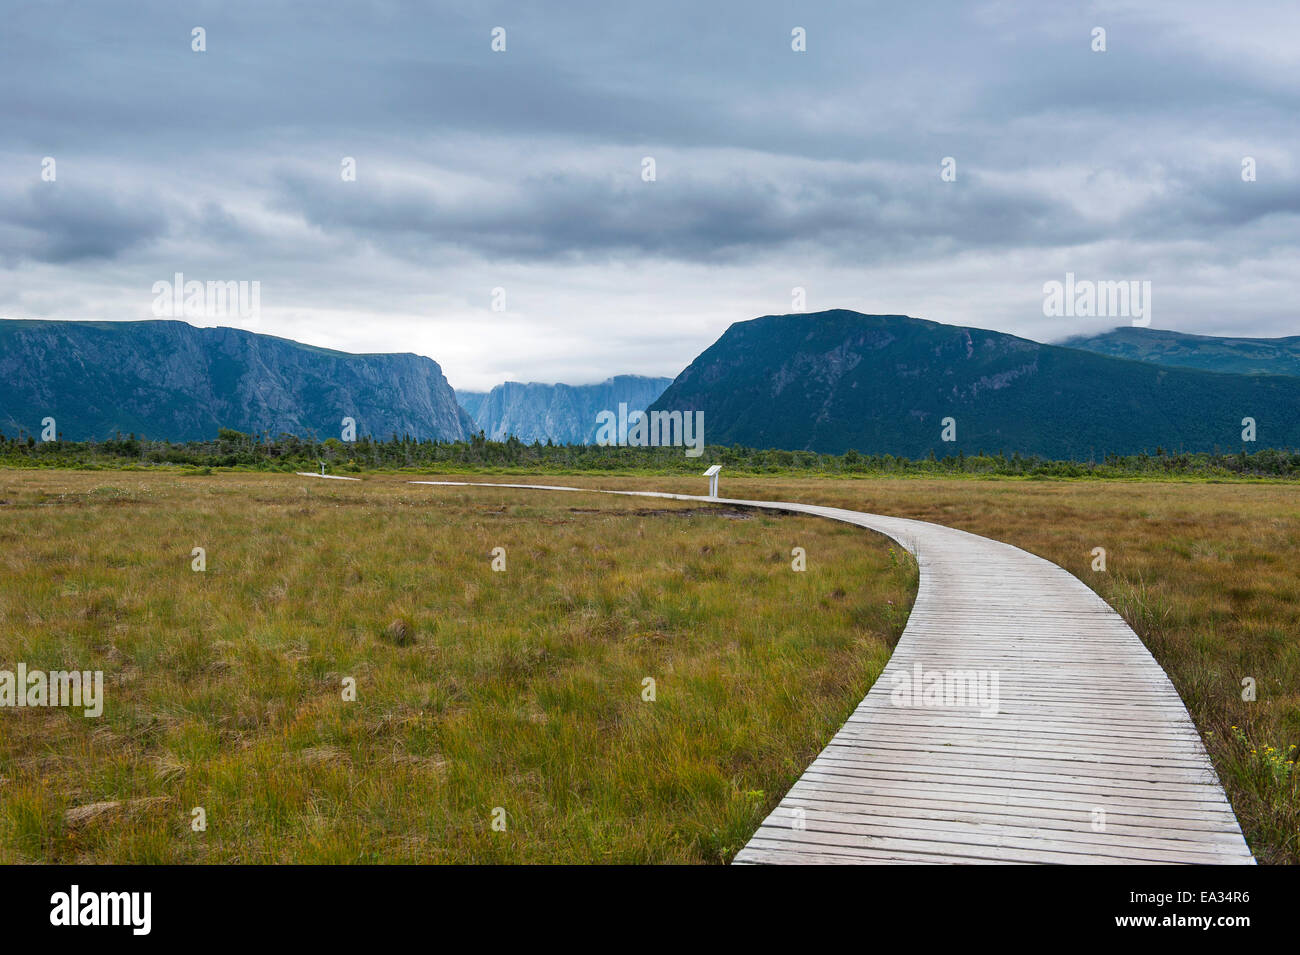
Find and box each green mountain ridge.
[648,310,1300,458]
[0,319,475,442]
[1060,326,1300,378]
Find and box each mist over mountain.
[460,376,673,444]
[0,319,475,442]
[1061,327,1300,378]
[649,310,1300,458]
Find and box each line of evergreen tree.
[1,428,1297,479]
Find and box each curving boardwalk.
[410,480,1255,864]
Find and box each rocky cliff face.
[649,310,1300,457]
[0,319,475,441]
[462,375,673,444]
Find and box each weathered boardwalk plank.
[409,480,1255,865]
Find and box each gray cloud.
[1,0,1297,389]
[0,184,170,264]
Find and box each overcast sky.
[2,1,1297,390]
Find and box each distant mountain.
[0,319,476,442]
[1062,327,1300,377]
[463,375,673,444]
[456,390,489,420]
[648,310,1300,458]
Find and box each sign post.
[703,464,721,498]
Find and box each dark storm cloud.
[266,149,1296,267]
[268,155,1079,264]
[0,184,170,264]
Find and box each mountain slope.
[648,310,1300,457]
[465,375,673,444]
[0,319,475,442]
[1062,326,1300,377]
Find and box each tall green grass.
[0,472,915,863]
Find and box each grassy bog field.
[1,468,1296,864]
[0,471,916,863]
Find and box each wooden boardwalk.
[410,481,1255,864]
